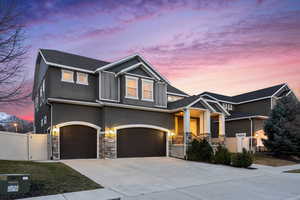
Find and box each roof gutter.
[226,115,269,121]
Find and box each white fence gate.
[236,133,249,153]
[0,131,49,161]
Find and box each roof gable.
[232,83,286,102]
[97,54,170,84]
[127,67,152,78]
[200,83,288,104]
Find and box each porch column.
[204,110,211,143]
[219,114,225,137]
[183,108,190,158]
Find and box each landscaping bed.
[254,153,300,167]
[0,160,102,199]
[284,169,300,173]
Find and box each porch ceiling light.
[168,132,175,136]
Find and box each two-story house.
[33,49,229,160]
[200,84,298,152]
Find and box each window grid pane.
[126,77,138,98]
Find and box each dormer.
[97,54,170,108]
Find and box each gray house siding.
[226,119,251,137]
[103,106,173,130]
[127,67,152,77]
[109,57,140,73]
[120,75,156,107]
[155,82,167,107]
[234,99,271,116]
[51,103,103,128]
[46,67,98,101]
[100,71,118,101]
[35,103,51,133]
[33,55,49,99]
[253,119,265,133]
[119,75,167,107]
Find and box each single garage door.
[60,125,97,159]
[117,128,166,158]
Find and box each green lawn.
[284,169,300,173]
[254,154,299,167]
[0,160,102,199]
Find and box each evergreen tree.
[263,96,300,156]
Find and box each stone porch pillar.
[204,110,211,143]
[219,114,225,136]
[183,108,190,158]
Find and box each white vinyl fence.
[0,131,49,161]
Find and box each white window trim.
[125,75,139,100]
[61,69,74,83]
[76,72,88,85]
[141,79,154,102]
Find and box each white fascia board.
[204,98,230,116]
[137,54,171,84]
[96,100,183,113]
[201,93,274,105]
[115,62,161,81]
[200,94,236,104]
[167,92,189,97]
[96,53,170,83]
[186,97,216,113]
[115,62,142,76]
[226,115,269,121]
[39,49,95,74]
[271,83,288,97]
[95,54,138,72]
[48,98,102,107]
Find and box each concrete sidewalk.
[21,188,122,200]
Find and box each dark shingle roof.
[167,84,188,96]
[232,84,285,102]
[167,95,199,109]
[40,49,109,71]
[201,92,233,102]
[201,84,286,103]
[208,102,223,113]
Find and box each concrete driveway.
[62,157,300,200]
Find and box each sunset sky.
[1,0,300,121]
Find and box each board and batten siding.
[100,71,119,101]
[155,82,167,107]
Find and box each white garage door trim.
[55,121,101,159]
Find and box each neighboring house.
[200,84,298,152]
[32,49,229,160]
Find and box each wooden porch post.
[218,114,225,136]
[204,110,211,143]
[183,108,190,158]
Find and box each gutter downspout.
[249,118,253,152]
[47,102,53,160]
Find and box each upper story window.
[61,69,74,83]
[142,79,153,101]
[167,95,183,102]
[77,72,88,85]
[222,103,233,111]
[125,76,138,99]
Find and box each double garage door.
[60,125,167,159]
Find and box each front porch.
[169,108,226,159]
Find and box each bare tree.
[0,1,30,104]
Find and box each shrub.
[187,139,214,162]
[214,145,231,165]
[231,148,254,168]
